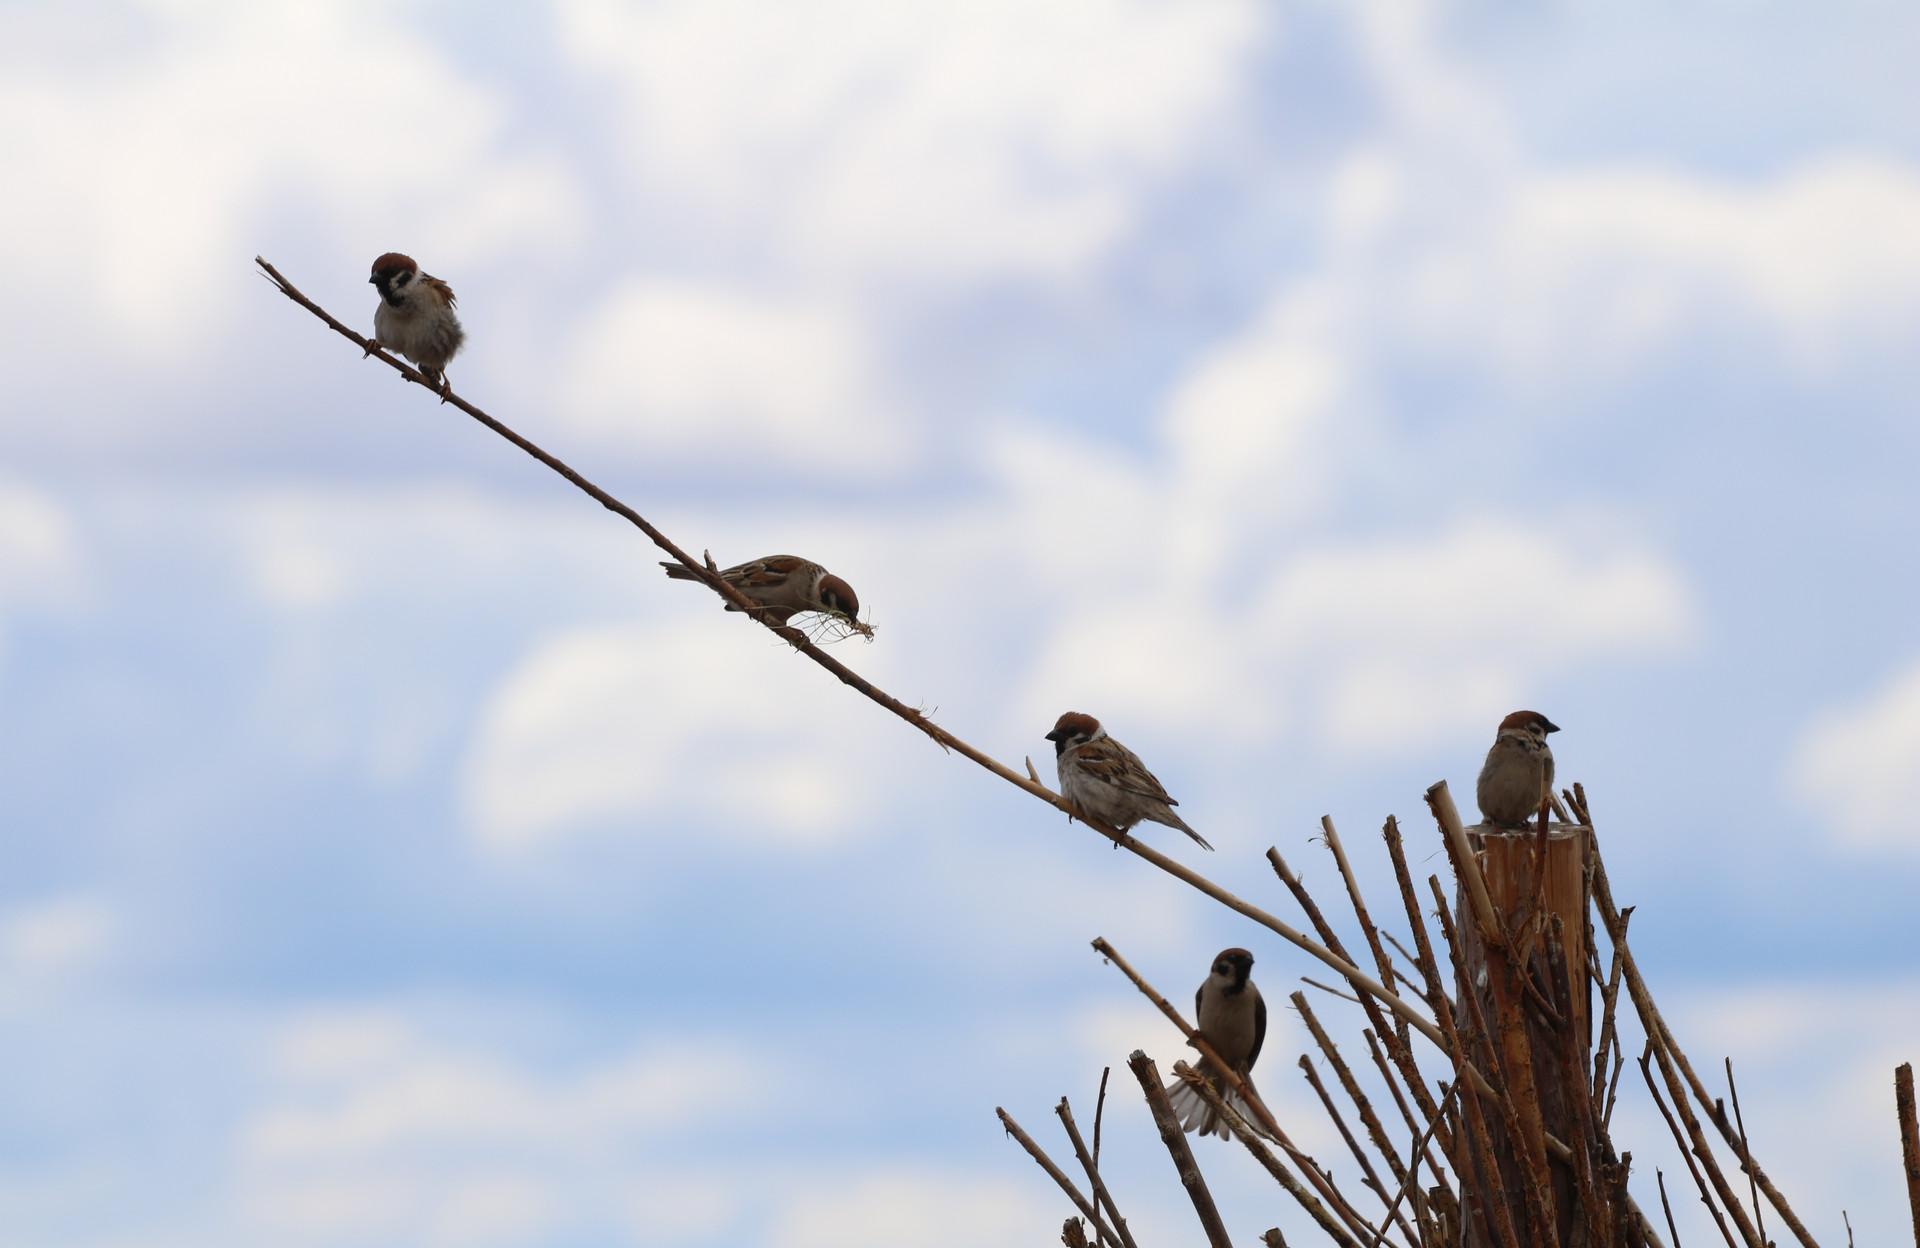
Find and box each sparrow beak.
[1044,729,1064,742]
[1544,720,1561,734]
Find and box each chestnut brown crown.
[1045,711,1102,744]
[1496,709,1560,735]
[370,252,418,281]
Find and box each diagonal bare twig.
[257,253,1445,1053]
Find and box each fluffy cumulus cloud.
[556,0,1264,286]
[0,1,580,352]
[229,1007,776,1246]
[1790,657,1920,851]
[1621,980,1920,1243]
[1276,8,1920,391]
[769,1170,1062,1248]
[463,618,920,850]
[560,280,908,472]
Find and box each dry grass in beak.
[802,611,876,644]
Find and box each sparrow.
[368,252,465,398]
[660,555,864,628]
[1045,712,1212,850]
[1167,948,1272,1140]
[1475,709,1560,827]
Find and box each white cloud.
[769,1170,1062,1248]
[463,619,906,850]
[556,0,1264,286]
[1790,657,1920,851]
[0,895,115,980]
[0,3,581,351]
[561,281,907,472]
[1621,981,1920,1244]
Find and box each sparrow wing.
[727,555,807,590]
[421,275,457,309]
[1248,989,1267,1071]
[1082,738,1181,807]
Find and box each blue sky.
[3,2,1918,1244]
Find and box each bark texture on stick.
[1129,1051,1234,1248]
[1898,1062,1920,1248]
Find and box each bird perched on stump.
[1045,712,1212,850]
[1476,709,1559,826]
[1167,948,1272,1139]
[660,554,863,630]
[368,252,464,399]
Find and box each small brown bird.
[1045,712,1212,850]
[368,252,464,398]
[1476,709,1559,826]
[1167,948,1272,1139]
[660,555,863,628]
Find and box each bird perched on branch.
[368,252,464,398]
[1045,712,1212,850]
[660,554,865,631]
[1168,948,1272,1139]
[1476,709,1559,827]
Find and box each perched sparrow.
[1045,712,1212,850]
[1167,948,1273,1140]
[660,555,862,627]
[368,252,464,398]
[1475,709,1560,827]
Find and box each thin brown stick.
[1725,1058,1766,1246]
[1263,1230,1290,1248]
[1363,1029,1449,1187]
[1296,1050,1419,1247]
[1590,839,1790,1248]
[997,1107,1121,1245]
[1093,1066,1111,1172]
[1293,992,1415,1193]
[1129,1051,1233,1248]
[1302,976,1367,1006]
[1176,1062,1367,1248]
[1594,906,1633,1103]
[1641,1047,1738,1248]
[1898,1062,1920,1248]
[1842,1209,1853,1247]
[1549,914,1613,1248]
[1319,815,1401,1017]
[1424,782,1499,944]
[1058,1097,1137,1248]
[1658,1170,1686,1247]
[1361,1080,1461,1248]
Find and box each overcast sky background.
[3,2,1919,1244]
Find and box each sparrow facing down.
[1167,948,1274,1140]
[1045,712,1212,851]
[660,555,865,630]
[1475,709,1560,827]
[369,252,465,398]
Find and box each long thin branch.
[997,1107,1121,1245]
[1058,1097,1137,1248]
[1898,1062,1920,1248]
[1129,1051,1234,1248]
[1177,1063,1366,1248]
[257,255,1448,1057]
